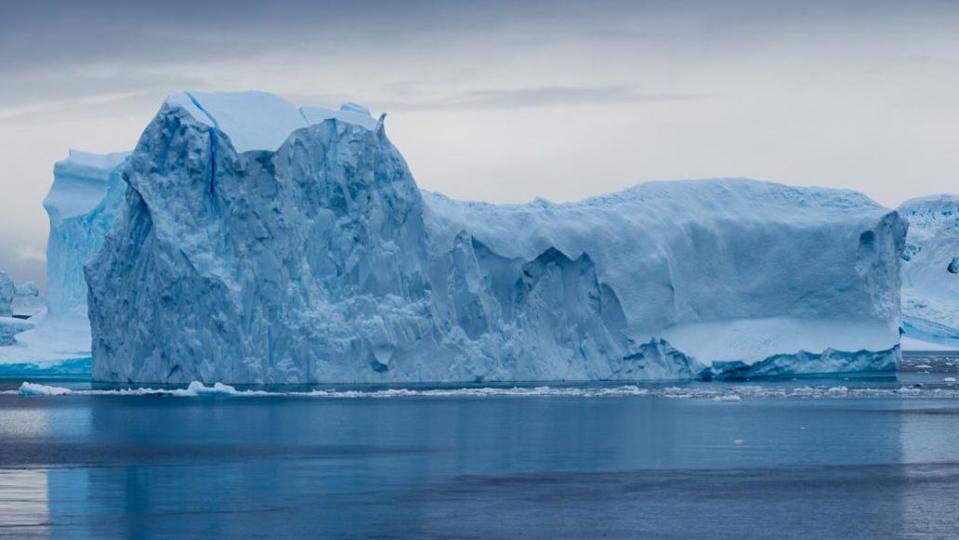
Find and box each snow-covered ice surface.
[87,91,907,384]
[0,316,93,367]
[898,195,959,350]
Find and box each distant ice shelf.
[81,91,907,384]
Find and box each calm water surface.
[0,354,958,539]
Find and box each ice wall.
[87,91,907,384]
[44,150,129,316]
[898,195,959,350]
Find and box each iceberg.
[86,91,907,384]
[45,149,130,317]
[0,150,127,374]
[0,271,46,346]
[0,271,34,346]
[898,195,959,350]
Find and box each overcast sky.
[1,0,957,287]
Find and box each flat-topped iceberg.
[898,195,959,350]
[86,91,906,384]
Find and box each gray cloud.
[414,87,715,110]
[290,87,715,112]
[0,0,958,287]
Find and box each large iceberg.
[0,150,127,372]
[87,91,907,384]
[898,195,959,350]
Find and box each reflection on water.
[0,361,957,538]
[899,400,959,538]
[0,469,48,537]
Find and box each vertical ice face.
[43,150,129,317]
[898,195,959,349]
[86,91,907,384]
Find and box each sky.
[0,0,957,288]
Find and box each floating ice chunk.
[6,382,959,400]
[18,382,72,397]
[175,381,239,397]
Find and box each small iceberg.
[18,382,73,397]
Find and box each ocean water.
[0,354,958,539]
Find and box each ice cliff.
[87,91,907,384]
[898,195,959,350]
[45,150,129,317]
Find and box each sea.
[0,352,957,539]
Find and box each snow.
[164,91,379,153]
[85,91,907,385]
[44,150,128,220]
[0,315,93,364]
[300,102,379,131]
[898,195,959,351]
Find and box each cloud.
[292,86,715,112]
[411,87,715,110]
[15,244,45,264]
[0,91,150,123]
